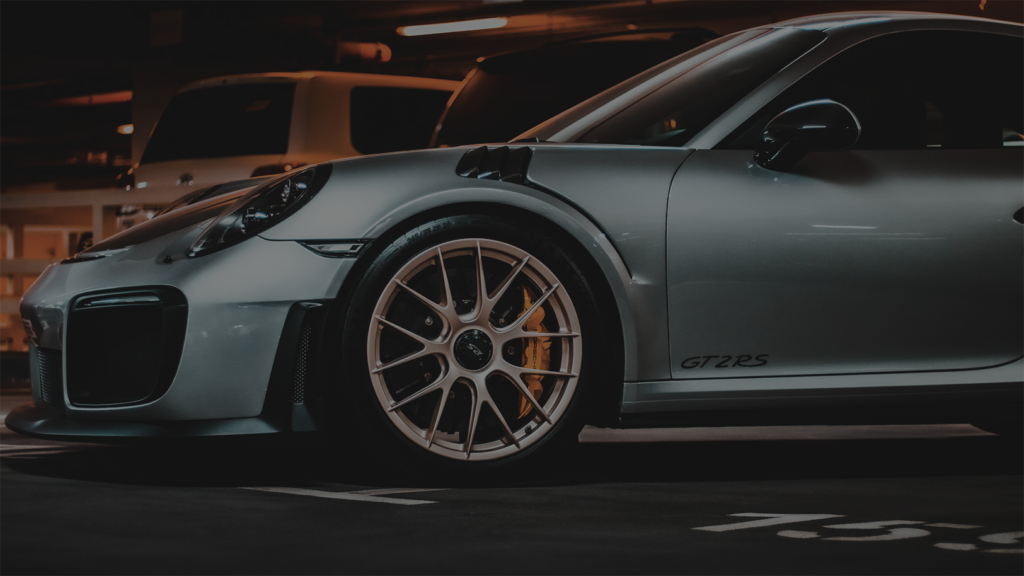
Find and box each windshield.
[433,35,713,148]
[519,28,824,145]
[141,83,295,164]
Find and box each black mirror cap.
[754,99,861,171]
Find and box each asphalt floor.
[2,390,1021,575]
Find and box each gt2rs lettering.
[680,354,769,369]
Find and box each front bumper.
[15,226,353,438]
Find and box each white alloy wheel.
[366,238,582,461]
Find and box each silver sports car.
[10,12,1023,473]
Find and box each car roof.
[771,10,1022,31]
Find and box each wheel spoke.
[520,331,579,338]
[371,347,439,374]
[469,241,487,320]
[482,255,530,317]
[393,279,449,319]
[435,247,454,310]
[425,386,450,448]
[463,388,481,457]
[496,330,580,346]
[512,366,578,379]
[495,371,552,424]
[499,283,558,333]
[375,315,434,347]
[484,399,521,449]
[387,372,449,412]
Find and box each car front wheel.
[332,215,604,475]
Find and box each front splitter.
[5,402,284,443]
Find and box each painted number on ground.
[694,513,1023,554]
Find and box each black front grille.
[37,348,63,407]
[66,288,187,407]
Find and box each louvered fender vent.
[455,146,532,184]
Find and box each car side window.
[724,31,1024,150]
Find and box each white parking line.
[935,543,977,551]
[241,486,439,505]
[349,487,448,496]
[927,523,981,529]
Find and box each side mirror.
[754,99,860,171]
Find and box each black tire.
[326,214,609,478]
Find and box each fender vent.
[291,305,326,405]
[291,321,313,404]
[456,146,532,184]
[38,348,64,407]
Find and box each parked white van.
[124,71,458,192]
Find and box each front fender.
[260,147,656,380]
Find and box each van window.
[141,83,295,164]
[349,87,452,154]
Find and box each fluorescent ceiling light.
[398,17,508,37]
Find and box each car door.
[665,29,1024,379]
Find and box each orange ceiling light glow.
[49,90,133,107]
[398,17,508,37]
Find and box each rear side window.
[349,87,452,155]
[141,83,295,164]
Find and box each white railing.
[3,186,187,276]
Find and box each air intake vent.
[66,288,187,407]
[291,322,313,404]
[38,348,63,407]
[456,146,532,184]
[291,306,326,405]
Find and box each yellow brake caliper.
[516,286,551,419]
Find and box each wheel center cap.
[453,330,493,370]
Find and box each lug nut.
[424,316,434,326]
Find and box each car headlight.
[188,164,333,257]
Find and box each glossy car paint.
[12,12,1022,437]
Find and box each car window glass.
[433,36,714,148]
[576,28,824,147]
[724,31,1024,149]
[519,29,762,143]
[141,83,295,164]
[350,87,452,154]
